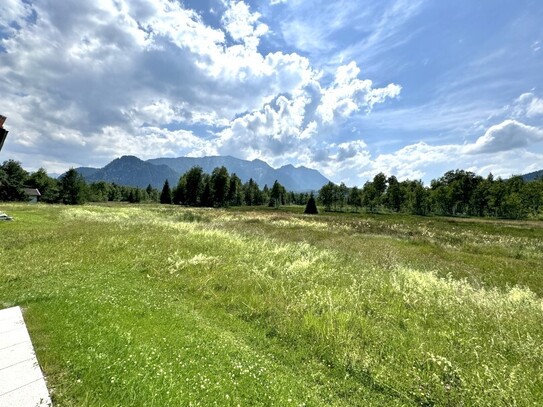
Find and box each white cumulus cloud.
[216,60,401,172]
[464,120,543,154]
[317,62,401,123]
[0,0,337,170]
[222,0,269,49]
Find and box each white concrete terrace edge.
[0,306,52,407]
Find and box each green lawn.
[1,203,542,406]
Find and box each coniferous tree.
[146,184,153,197]
[129,188,142,203]
[243,178,261,205]
[185,166,204,206]
[160,179,172,204]
[227,173,243,206]
[172,176,186,205]
[210,166,230,207]
[304,193,318,214]
[200,175,213,207]
[108,183,122,201]
[146,184,159,202]
[59,168,88,205]
[269,180,286,208]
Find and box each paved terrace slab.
[0,306,52,407]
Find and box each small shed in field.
[24,188,41,203]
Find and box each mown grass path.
[1,204,542,406]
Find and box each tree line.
[318,170,543,219]
[0,160,160,204]
[159,165,310,208]
[0,160,310,208]
[2,159,542,219]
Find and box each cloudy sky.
[1,0,542,185]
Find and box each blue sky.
[1,0,542,185]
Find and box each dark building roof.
[0,115,7,152]
[24,188,41,197]
[0,129,7,151]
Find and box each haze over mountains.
[76,155,330,192]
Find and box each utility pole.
[0,115,8,152]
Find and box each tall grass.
[1,203,542,406]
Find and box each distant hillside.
[521,169,543,182]
[76,155,330,191]
[77,156,179,188]
[147,156,329,191]
[275,164,328,192]
[75,167,100,178]
[147,156,272,184]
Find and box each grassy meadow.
[1,203,542,406]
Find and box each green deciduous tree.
[385,175,402,212]
[362,181,378,213]
[404,180,428,215]
[0,160,29,201]
[373,172,387,204]
[430,170,482,216]
[27,168,59,203]
[318,182,336,212]
[88,181,110,203]
[523,179,543,216]
[347,186,361,212]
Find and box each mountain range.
[521,169,543,182]
[75,155,330,192]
